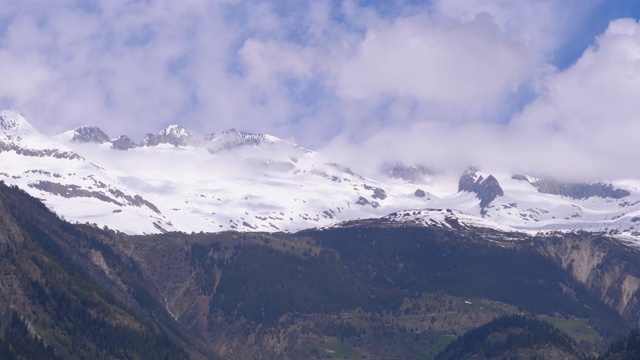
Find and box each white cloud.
[432,0,602,63]
[0,1,239,138]
[0,1,638,181]
[321,17,640,182]
[335,13,529,121]
[512,18,640,178]
[240,39,316,87]
[0,51,53,101]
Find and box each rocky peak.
[458,166,480,192]
[111,135,138,150]
[458,167,504,208]
[158,124,190,138]
[141,124,192,147]
[475,175,503,208]
[204,128,276,152]
[70,126,110,144]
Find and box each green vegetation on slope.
[435,315,581,360]
[0,182,192,359]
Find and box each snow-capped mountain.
[0,110,166,233]
[141,124,192,147]
[2,110,640,241]
[59,126,111,144]
[0,111,402,234]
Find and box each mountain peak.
[141,124,192,147]
[69,126,110,144]
[459,166,504,209]
[158,124,191,137]
[0,110,36,137]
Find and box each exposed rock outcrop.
[512,175,630,200]
[111,135,137,150]
[71,126,110,143]
[0,141,84,160]
[459,167,504,208]
[533,233,640,321]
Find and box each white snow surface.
[158,124,191,138]
[2,110,640,241]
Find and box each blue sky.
[554,0,640,69]
[1,0,639,179]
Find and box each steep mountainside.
[0,182,207,359]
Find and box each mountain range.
[1,109,640,243]
[4,109,640,358]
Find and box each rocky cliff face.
[458,167,504,208]
[110,135,137,150]
[532,233,640,322]
[70,126,110,143]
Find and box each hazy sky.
[1,1,640,180]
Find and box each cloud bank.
[0,0,639,180]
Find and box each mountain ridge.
[1,110,640,243]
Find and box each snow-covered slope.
[0,111,168,233]
[2,110,640,239]
[1,111,413,233]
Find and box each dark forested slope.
[435,315,582,360]
[0,182,203,359]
